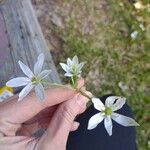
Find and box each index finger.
[0,79,84,124]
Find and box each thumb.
[36,94,87,150]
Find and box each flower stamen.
[31,76,40,84]
[104,107,112,116]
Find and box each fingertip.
[70,122,80,131]
[77,79,85,89]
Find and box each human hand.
[0,80,89,150]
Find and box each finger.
[77,79,85,89]
[16,107,57,136]
[80,87,93,99]
[0,79,85,125]
[19,105,85,137]
[36,94,88,149]
[0,136,37,150]
[24,106,58,125]
[17,79,85,136]
[70,122,80,131]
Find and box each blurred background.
[32,0,150,149]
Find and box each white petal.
[64,72,73,77]
[92,98,105,111]
[105,96,122,107]
[34,53,45,76]
[67,58,72,66]
[88,112,104,130]
[77,62,85,70]
[18,61,34,78]
[111,97,126,111]
[18,83,34,101]
[38,69,51,79]
[6,77,30,87]
[111,112,139,127]
[72,55,79,65]
[60,63,70,73]
[104,116,113,136]
[35,83,45,100]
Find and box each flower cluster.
[4,54,139,136]
[60,55,85,78]
[59,55,139,136]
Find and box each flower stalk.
[5,54,139,137]
[71,76,77,88]
[42,80,92,102]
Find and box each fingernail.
[76,95,86,107]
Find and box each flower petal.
[60,63,70,73]
[64,72,73,77]
[18,83,34,101]
[72,55,79,65]
[67,58,72,66]
[88,112,104,130]
[104,116,113,136]
[6,77,30,87]
[111,97,126,111]
[105,96,122,107]
[18,61,34,78]
[77,62,85,71]
[92,98,105,111]
[34,53,45,76]
[38,69,51,79]
[111,112,139,127]
[35,83,45,101]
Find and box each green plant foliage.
[50,0,150,149]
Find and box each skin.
[0,80,89,150]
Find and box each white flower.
[139,24,145,31]
[134,1,145,10]
[118,81,129,92]
[88,96,139,136]
[6,53,51,101]
[131,31,138,39]
[60,55,85,77]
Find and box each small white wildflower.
[147,5,150,13]
[6,53,51,101]
[134,1,145,10]
[131,31,138,39]
[60,55,85,77]
[88,96,139,136]
[139,24,145,31]
[118,81,129,92]
[148,141,150,148]
[51,14,63,28]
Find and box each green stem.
[76,88,91,100]
[71,76,75,87]
[71,76,77,88]
[41,81,71,89]
[75,88,93,107]
[42,80,93,107]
